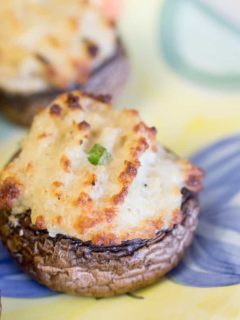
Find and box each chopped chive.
[87,144,111,166]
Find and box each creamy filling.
[0,92,188,244]
[0,1,117,94]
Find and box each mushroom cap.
[0,192,199,297]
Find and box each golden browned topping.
[60,155,72,173]
[78,121,91,131]
[35,215,46,230]
[0,178,21,210]
[0,91,202,245]
[50,104,62,116]
[66,94,82,110]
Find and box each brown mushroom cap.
[0,191,199,297]
[0,41,129,126]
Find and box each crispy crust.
[0,41,129,126]
[0,191,199,297]
[0,146,203,247]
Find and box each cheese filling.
[0,0,117,94]
[0,92,190,245]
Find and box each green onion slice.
[87,144,111,165]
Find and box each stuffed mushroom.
[0,91,203,297]
[0,0,128,126]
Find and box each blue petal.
[0,241,58,298]
[168,134,240,287]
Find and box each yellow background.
[2,0,240,319]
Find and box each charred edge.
[0,188,197,255]
[66,93,81,109]
[49,104,62,115]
